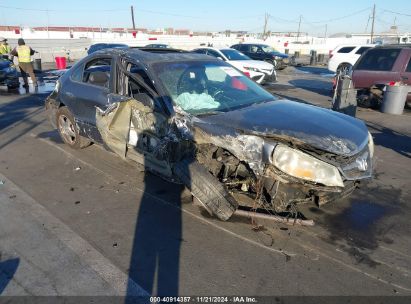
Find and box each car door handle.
[65,92,75,98]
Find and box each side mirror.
[89,71,109,85]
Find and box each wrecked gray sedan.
[45,48,374,221]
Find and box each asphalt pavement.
[0,67,411,298]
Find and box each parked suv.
[352,45,411,108]
[231,43,288,70]
[328,44,375,74]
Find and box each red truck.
[352,45,411,108]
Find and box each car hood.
[229,60,274,70]
[269,51,289,58]
[197,99,369,156]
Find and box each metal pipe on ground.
[234,209,315,226]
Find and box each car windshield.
[153,60,274,115]
[220,49,251,61]
[261,45,277,53]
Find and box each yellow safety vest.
[17,45,31,63]
[0,44,11,55]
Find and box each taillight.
[329,50,333,59]
[243,71,251,78]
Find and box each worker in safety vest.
[0,37,11,58]
[10,38,38,87]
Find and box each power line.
[302,7,371,24]
[381,9,411,17]
[0,5,128,12]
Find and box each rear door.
[60,55,114,138]
[248,45,265,61]
[336,46,356,65]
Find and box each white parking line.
[0,173,149,297]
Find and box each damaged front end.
[191,119,373,214]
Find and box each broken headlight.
[273,145,344,187]
[368,132,374,158]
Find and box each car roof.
[194,47,236,52]
[374,44,411,49]
[93,48,213,64]
[236,43,269,46]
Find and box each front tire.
[173,159,238,221]
[56,107,90,149]
[336,63,352,76]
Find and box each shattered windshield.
[153,61,274,115]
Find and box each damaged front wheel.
[173,159,238,221]
[56,107,91,150]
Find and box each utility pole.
[131,5,136,30]
[46,9,50,39]
[370,4,376,43]
[263,13,269,39]
[296,15,302,42]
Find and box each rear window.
[355,47,371,55]
[356,48,401,71]
[337,47,355,53]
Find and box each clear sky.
[0,0,410,35]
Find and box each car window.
[337,47,355,53]
[406,57,411,72]
[128,63,156,93]
[250,45,261,53]
[83,57,111,88]
[235,44,249,52]
[220,49,251,60]
[193,49,207,54]
[70,64,84,82]
[355,47,371,55]
[207,49,224,59]
[356,48,401,71]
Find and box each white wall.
[0,28,373,63]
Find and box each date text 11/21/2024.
[149,297,258,303]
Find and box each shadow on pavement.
[288,79,332,97]
[368,125,411,159]
[0,258,19,294]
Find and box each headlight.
[243,66,259,72]
[368,132,374,158]
[273,145,344,187]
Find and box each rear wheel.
[56,107,90,149]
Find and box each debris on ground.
[74,166,81,171]
[0,180,5,185]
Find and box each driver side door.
[122,62,174,177]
